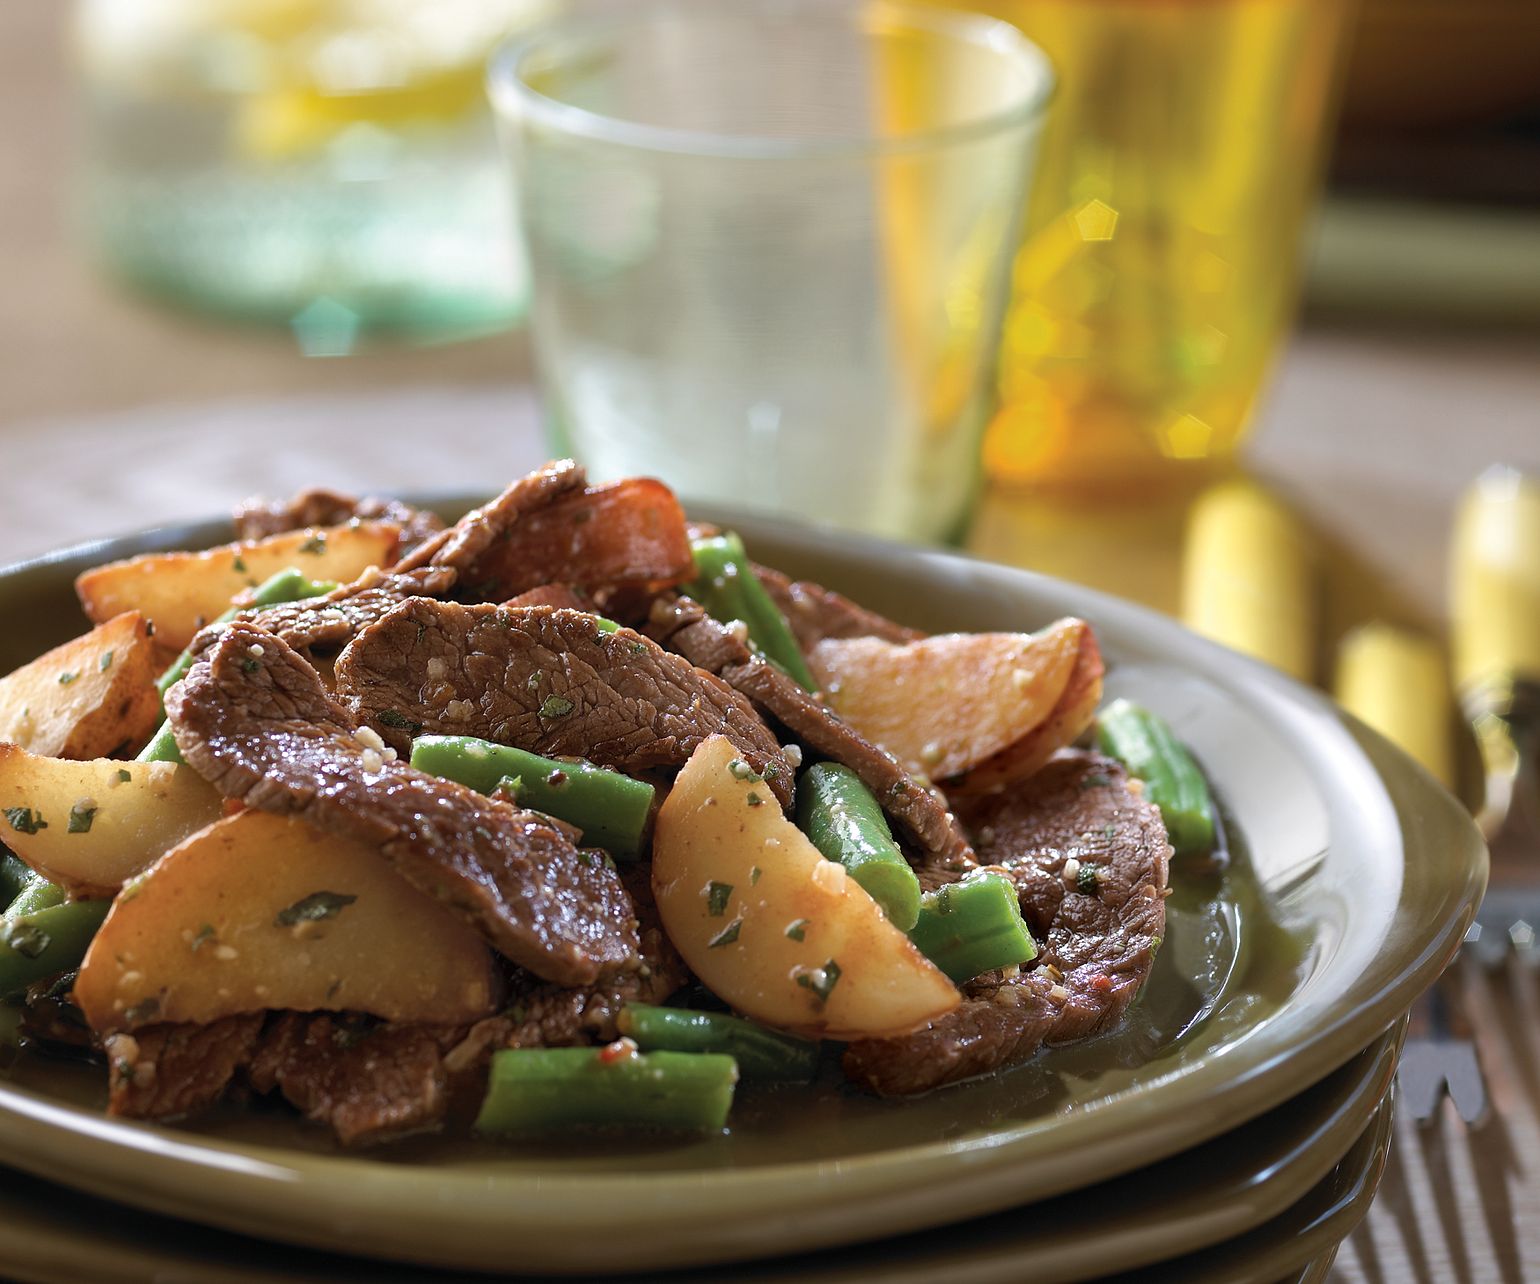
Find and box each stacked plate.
[0,509,1487,1283]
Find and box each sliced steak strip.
[166,619,638,986]
[234,488,445,554]
[753,563,924,651]
[249,1014,464,1146]
[395,458,588,578]
[449,868,687,1069]
[104,1014,263,1121]
[335,600,793,808]
[842,752,1170,1096]
[645,597,973,873]
[246,565,458,656]
[503,584,594,612]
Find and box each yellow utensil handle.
[1451,467,1540,701]
[1333,623,1454,788]
[1181,480,1316,682]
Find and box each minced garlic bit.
[1048,984,1070,1004]
[213,944,239,961]
[1011,669,1034,692]
[725,619,750,644]
[361,748,384,774]
[1062,857,1081,886]
[1000,964,1021,981]
[147,761,176,786]
[247,643,265,659]
[782,743,804,768]
[445,698,476,722]
[354,726,386,753]
[920,741,945,768]
[426,657,448,680]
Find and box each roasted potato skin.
[0,745,225,897]
[653,735,958,1040]
[76,810,500,1035]
[74,521,401,649]
[0,612,161,759]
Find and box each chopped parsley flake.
[57,671,78,686]
[795,960,842,1004]
[232,555,247,573]
[538,694,575,719]
[378,709,423,735]
[1076,864,1102,894]
[727,759,761,782]
[4,807,46,835]
[298,533,327,555]
[240,658,260,674]
[190,923,216,952]
[275,891,356,927]
[708,918,743,949]
[706,881,734,916]
[99,650,114,672]
[750,866,762,886]
[68,802,97,834]
[2,920,50,959]
[116,769,132,783]
[1082,773,1111,789]
[122,997,161,1025]
[746,791,765,808]
[785,918,809,942]
[526,670,545,692]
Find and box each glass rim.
[486,0,1055,161]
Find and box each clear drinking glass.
[490,0,1053,543]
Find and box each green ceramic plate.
[0,505,1484,1274]
[0,1025,1399,1284]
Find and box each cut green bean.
[410,735,654,858]
[475,1047,737,1135]
[908,870,1037,984]
[136,721,183,764]
[5,877,66,920]
[1096,699,1215,857]
[686,533,818,691]
[0,898,110,1000]
[796,762,920,930]
[617,1004,819,1082]
[0,851,33,911]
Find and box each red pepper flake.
[597,1037,638,1065]
[1089,974,1112,995]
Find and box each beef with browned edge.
[233,488,445,554]
[842,751,1170,1096]
[334,600,793,808]
[752,563,924,651]
[105,1014,264,1121]
[165,619,638,987]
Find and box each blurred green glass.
[74,0,550,348]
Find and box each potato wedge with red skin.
[653,735,959,1039]
[75,521,400,649]
[0,745,223,897]
[951,627,1105,794]
[460,477,694,598]
[76,810,498,1036]
[809,619,1089,781]
[0,612,161,759]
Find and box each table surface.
[2,4,1539,1282]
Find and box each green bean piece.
[135,721,183,765]
[0,899,110,1000]
[475,1047,738,1135]
[686,533,818,691]
[1095,699,1215,857]
[908,870,1037,984]
[617,1005,820,1082]
[795,762,921,930]
[409,735,654,858]
[0,850,33,911]
[5,877,66,920]
[153,567,337,700]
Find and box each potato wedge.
[952,627,1105,794]
[0,745,224,897]
[75,521,400,649]
[0,612,161,759]
[76,810,497,1035]
[809,619,1088,780]
[653,735,958,1039]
